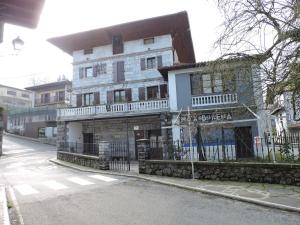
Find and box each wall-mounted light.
[12,36,24,51]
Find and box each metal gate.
[109,142,130,171]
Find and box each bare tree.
[215,0,300,118]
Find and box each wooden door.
[83,133,94,154]
[234,127,253,159]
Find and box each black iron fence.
[148,135,300,163]
[110,142,130,171]
[58,141,131,171]
[59,142,99,156]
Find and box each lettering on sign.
[180,112,232,125]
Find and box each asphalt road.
[0,135,300,225]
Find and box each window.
[202,74,212,94]
[85,67,93,78]
[84,48,93,55]
[83,93,94,106]
[147,57,156,69]
[22,93,30,98]
[113,61,125,82]
[41,93,50,104]
[144,37,154,45]
[147,86,159,100]
[114,90,126,103]
[191,72,229,95]
[191,73,203,95]
[7,90,16,96]
[58,91,65,101]
[112,34,123,54]
[98,63,106,75]
[141,56,162,70]
[222,71,236,92]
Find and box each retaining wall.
[143,160,300,186]
[57,151,101,169]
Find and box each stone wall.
[57,151,101,169]
[143,160,300,186]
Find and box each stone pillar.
[57,121,67,152]
[136,139,150,174]
[98,141,110,170]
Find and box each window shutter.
[140,58,146,71]
[79,67,84,79]
[94,92,100,105]
[93,65,98,77]
[157,56,163,68]
[138,87,145,101]
[117,61,125,82]
[76,94,82,107]
[125,89,132,102]
[107,90,114,104]
[160,84,168,98]
[112,62,117,82]
[55,92,59,102]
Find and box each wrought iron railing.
[148,135,300,163]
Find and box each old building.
[49,11,195,158]
[7,80,71,144]
[271,93,300,136]
[0,84,33,130]
[159,55,267,159]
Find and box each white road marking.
[67,177,94,186]
[43,180,68,190]
[14,184,39,195]
[88,174,117,182]
[5,162,25,169]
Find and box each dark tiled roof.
[0,0,45,28]
[159,54,266,79]
[48,11,195,63]
[25,80,71,91]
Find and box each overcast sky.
[0,0,223,89]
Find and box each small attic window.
[84,48,93,55]
[144,37,154,45]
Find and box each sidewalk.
[0,186,10,225]
[50,158,300,213]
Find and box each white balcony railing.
[192,93,238,107]
[58,99,169,119]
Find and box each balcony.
[35,97,66,106]
[192,93,238,107]
[58,99,169,120]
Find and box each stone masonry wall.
[143,160,300,186]
[57,151,101,169]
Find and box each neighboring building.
[270,93,300,135]
[159,55,267,158]
[0,84,33,130]
[7,80,71,144]
[48,11,195,158]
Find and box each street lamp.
[12,36,24,51]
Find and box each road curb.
[4,133,55,146]
[0,186,10,225]
[49,159,300,214]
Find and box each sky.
[0,0,223,89]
